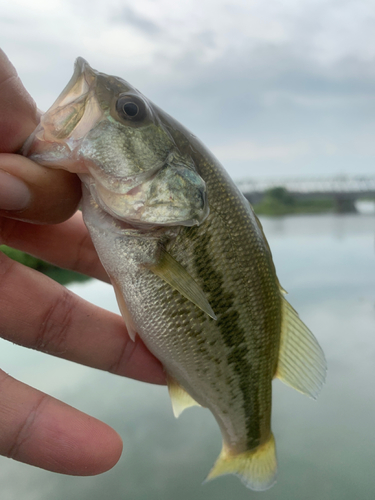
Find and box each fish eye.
[123,102,138,117]
[116,94,147,122]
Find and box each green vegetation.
[0,245,90,285]
[252,187,335,216]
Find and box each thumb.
[0,50,82,224]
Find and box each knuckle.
[7,393,48,460]
[0,248,13,273]
[0,368,10,390]
[108,335,139,376]
[0,252,17,292]
[34,289,75,355]
[0,371,48,461]
[73,230,96,276]
[0,217,18,246]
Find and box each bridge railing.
[236,175,375,195]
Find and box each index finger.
[0,251,166,385]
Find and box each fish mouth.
[52,57,96,111]
[75,57,96,82]
[22,58,103,171]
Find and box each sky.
[2,0,375,181]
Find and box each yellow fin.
[205,434,277,491]
[112,281,137,342]
[148,248,217,320]
[276,296,327,399]
[167,376,201,418]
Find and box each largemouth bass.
[23,58,326,491]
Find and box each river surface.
[1,214,374,500]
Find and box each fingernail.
[0,169,31,210]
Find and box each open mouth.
[22,58,104,172]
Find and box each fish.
[23,58,326,491]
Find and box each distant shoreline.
[249,187,375,216]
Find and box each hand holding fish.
[0,50,165,475]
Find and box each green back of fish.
[137,116,283,451]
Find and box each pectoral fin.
[275,296,327,399]
[148,248,217,320]
[167,376,201,418]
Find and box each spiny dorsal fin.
[250,203,285,292]
[167,376,201,418]
[275,295,327,399]
[148,247,217,320]
[205,433,277,491]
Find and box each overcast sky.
[2,0,375,180]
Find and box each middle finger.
[0,212,109,282]
[0,252,165,385]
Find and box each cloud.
[2,0,375,179]
[212,140,311,162]
[113,6,162,35]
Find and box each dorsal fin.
[167,376,201,418]
[147,247,217,320]
[250,203,285,292]
[275,295,327,399]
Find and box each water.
[1,214,374,500]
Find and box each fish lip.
[75,57,97,84]
[75,57,90,73]
[50,58,95,111]
[22,58,101,168]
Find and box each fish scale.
[23,57,326,491]
[99,200,281,454]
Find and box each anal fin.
[167,376,201,418]
[275,296,327,399]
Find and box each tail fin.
[205,433,277,491]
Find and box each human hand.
[0,50,165,476]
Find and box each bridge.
[236,175,375,212]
